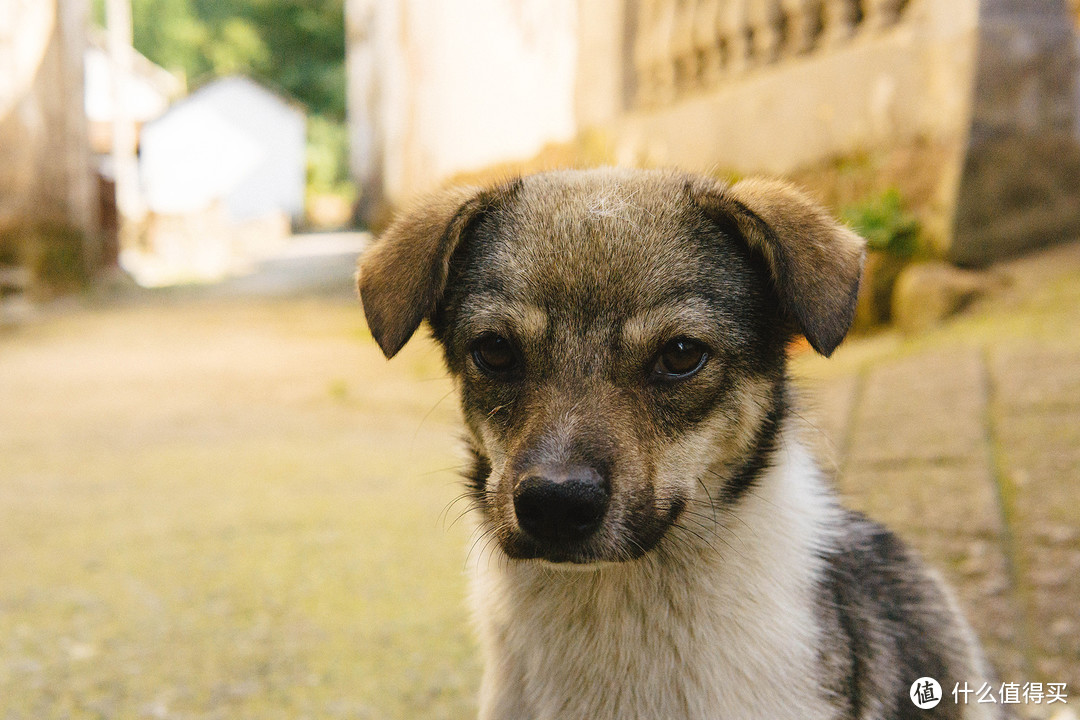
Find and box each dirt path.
[0,239,479,719]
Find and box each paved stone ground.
[792,240,1080,716]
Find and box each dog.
[358,168,1004,719]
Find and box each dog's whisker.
[618,535,647,564]
[680,508,720,533]
[674,507,747,560]
[446,504,476,531]
[412,387,457,441]
[421,463,473,478]
[464,524,499,570]
[695,476,720,526]
[437,492,469,527]
[670,521,721,557]
[414,373,453,382]
[701,468,764,539]
[474,532,497,570]
[438,489,482,529]
[660,530,701,565]
[450,490,496,531]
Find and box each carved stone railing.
[632,0,910,108]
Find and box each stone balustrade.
[632,0,910,108]
[351,0,1080,266]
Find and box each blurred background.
[1,0,1079,718]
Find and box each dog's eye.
[471,334,519,375]
[653,338,708,380]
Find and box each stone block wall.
[952,0,1080,265]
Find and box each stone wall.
[348,0,1080,265]
[347,0,578,216]
[608,0,977,204]
[951,0,1080,264]
[601,0,1080,265]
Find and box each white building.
[140,76,306,223]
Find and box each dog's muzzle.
[512,465,610,545]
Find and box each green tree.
[93,0,345,120]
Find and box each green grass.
[0,297,479,719]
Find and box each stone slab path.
[793,241,1080,714]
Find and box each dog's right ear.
[688,177,865,357]
[358,182,513,358]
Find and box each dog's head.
[359,168,864,564]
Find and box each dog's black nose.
[513,465,610,544]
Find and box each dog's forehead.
[480,170,706,305]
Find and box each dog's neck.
[469,424,842,720]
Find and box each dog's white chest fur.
[471,440,841,720]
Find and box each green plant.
[93,0,346,120]
[842,188,921,259]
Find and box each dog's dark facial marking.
[359,168,865,564]
[717,385,785,506]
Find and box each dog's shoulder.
[815,510,985,719]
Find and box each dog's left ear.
[689,177,866,357]
[358,181,515,358]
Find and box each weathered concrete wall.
[598,0,983,257]
[0,0,96,271]
[348,0,1080,264]
[604,0,1080,265]
[951,0,1080,265]
[348,0,578,210]
[612,1,977,173]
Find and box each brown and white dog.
[358,168,1003,720]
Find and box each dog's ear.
[358,182,514,358]
[689,177,866,357]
